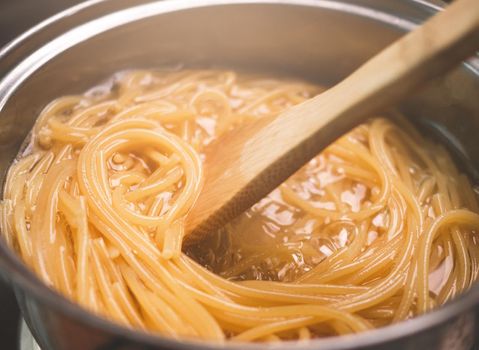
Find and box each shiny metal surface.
[1,1,479,349]
[19,320,41,350]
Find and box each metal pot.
[0,0,478,349]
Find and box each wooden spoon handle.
[186,0,479,240]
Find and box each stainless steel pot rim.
[0,0,423,111]
[1,0,478,349]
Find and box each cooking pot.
[0,0,478,349]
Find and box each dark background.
[0,1,84,349]
[0,0,83,45]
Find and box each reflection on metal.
[19,320,41,350]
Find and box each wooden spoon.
[185,0,479,241]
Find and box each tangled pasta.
[2,70,479,342]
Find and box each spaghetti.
[2,69,479,342]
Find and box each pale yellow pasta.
[2,69,479,343]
